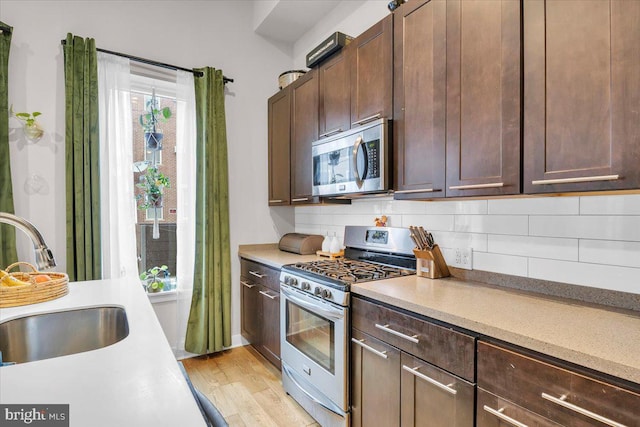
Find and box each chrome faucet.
[0,212,56,269]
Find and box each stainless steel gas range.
[280,226,417,427]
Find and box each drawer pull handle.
[374,323,419,344]
[352,113,381,127]
[531,174,619,185]
[240,281,255,289]
[269,199,285,203]
[402,365,457,395]
[351,338,388,359]
[319,128,343,138]
[541,393,627,427]
[483,405,528,427]
[394,188,438,194]
[259,290,277,300]
[449,182,504,190]
[249,270,265,279]
[291,197,309,202]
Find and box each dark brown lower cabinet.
[401,352,474,427]
[478,341,640,427]
[351,329,400,427]
[351,296,475,427]
[240,258,281,369]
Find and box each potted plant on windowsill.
[140,264,170,293]
[140,91,172,151]
[135,166,170,210]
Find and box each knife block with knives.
[409,226,451,279]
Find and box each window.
[131,69,178,281]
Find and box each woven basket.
[0,262,69,308]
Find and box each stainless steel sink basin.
[0,306,129,364]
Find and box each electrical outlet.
[452,247,473,270]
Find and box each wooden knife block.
[413,245,450,279]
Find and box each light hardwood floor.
[182,346,320,427]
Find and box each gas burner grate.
[290,258,414,284]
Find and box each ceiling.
[253,0,344,45]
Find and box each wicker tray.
[0,262,69,308]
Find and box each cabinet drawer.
[240,259,280,292]
[352,297,475,381]
[478,341,640,427]
[477,388,561,427]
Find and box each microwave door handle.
[352,136,367,188]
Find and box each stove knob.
[283,276,291,285]
[314,287,322,296]
[301,282,310,291]
[290,277,298,287]
[321,289,332,299]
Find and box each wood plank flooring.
[182,345,320,427]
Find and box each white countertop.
[0,278,206,427]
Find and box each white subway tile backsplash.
[488,235,578,261]
[579,240,640,268]
[424,199,488,215]
[580,194,640,215]
[455,215,528,235]
[529,216,640,241]
[401,214,455,232]
[433,231,488,252]
[294,195,640,294]
[528,258,640,294]
[489,196,579,215]
[473,252,528,276]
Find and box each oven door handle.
[281,287,344,321]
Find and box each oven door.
[280,284,348,412]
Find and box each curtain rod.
[60,40,233,84]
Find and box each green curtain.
[185,68,231,354]
[63,33,101,282]
[0,22,18,268]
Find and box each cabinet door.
[351,329,401,427]
[290,70,318,204]
[240,279,261,346]
[258,285,281,369]
[319,49,351,138]
[351,14,393,127]
[445,0,521,197]
[393,0,447,199]
[267,89,291,205]
[401,353,474,427]
[524,0,640,193]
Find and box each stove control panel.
[280,272,348,306]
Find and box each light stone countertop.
[238,245,640,385]
[0,278,206,427]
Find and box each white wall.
[1,0,295,346]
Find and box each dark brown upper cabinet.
[524,0,640,193]
[290,69,319,204]
[318,48,351,139]
[351,14,393,128]
[393,0,447,199]
[267,88,291,206]
[445,0,522,197]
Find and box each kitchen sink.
[0,306,129,365]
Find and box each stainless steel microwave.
[312,119,390,197]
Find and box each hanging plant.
[135,166,170,210]
[139,92,172,151]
